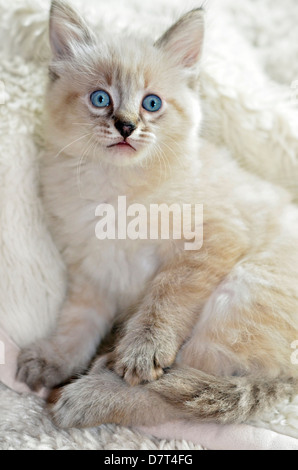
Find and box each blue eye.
[142,95,162,112]
[90,90,111,108]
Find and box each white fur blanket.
[1,0,298,450]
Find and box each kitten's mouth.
[108,141,136,151]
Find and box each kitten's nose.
[114,120,136,139]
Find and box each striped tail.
[149,365,297,423]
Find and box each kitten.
[17,0,298,429]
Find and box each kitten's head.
[46,0,204,168]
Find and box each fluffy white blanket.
[1,0,298,450]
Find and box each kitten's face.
[46,2,204,168]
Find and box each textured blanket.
[1,0,298,450]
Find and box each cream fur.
[14,1,298,422]
[1,0,298,450]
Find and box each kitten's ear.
[155,9,204,70]
[49,0,94,59]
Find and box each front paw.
[17,342,66,391]
[51,381,89,429]
[113,331,177,386]
[51,369,116,429]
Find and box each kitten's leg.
[112,225,249,386]
[17,281,114,390]
[181,251,298,378]
[52,356,297,429]
[52,356,181,429]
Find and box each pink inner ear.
[170,34,203,69]
[49,3,94,60]
[156,10,205,69]
[49,16,73,58]
[184,48,201,67]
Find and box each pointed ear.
[49,0,94,59]
[155,9,204,70]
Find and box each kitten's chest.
[42,155,175,304]
[73,203,161,307]
[44,175,161,304]
[84,235,160,304]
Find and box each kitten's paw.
[17,342,67,391]
[51,371,112,429]
[113,333,177,386]
[51,382,87,429]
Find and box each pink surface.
[139,421,298,450]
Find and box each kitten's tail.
[149,365,297,423]
[52,362,298,430]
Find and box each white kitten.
[17,1,298,428]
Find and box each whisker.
[155,143,169,183]
[164,135,185,155]
[91,138,103,189]
[161,139,184,169]
[94,130,113,136]
[139,132,155,139]
[135,139,155,145]
[76,134,96,198]
[55,133,93,159]
[72,123,95,126]
[159,144,172,179]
